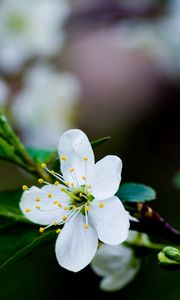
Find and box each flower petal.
[55,213,98,272]
[20,185,69,225]
[91,242,140,292]
[58,129,94,186]
[89,196,129,245]
[91,155,122,200]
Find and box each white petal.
[55,213,98,272]
[89,196,129,245]
[91,155,122,200]
[58,129,94,186]
[91,243,132,276]
[91,243,140,291]
[20,185,69,225]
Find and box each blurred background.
[0,0,180,299]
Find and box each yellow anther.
[38,178,43,184]
[39,227,45,233]
[64,206,68,211]
[85,206,90,212]
[48,193,52,198]
[35,197,40,202]
[62,215,67,221]
[69,167,74,172]
[58,202,62,208]
[71,182,75,187]
[61,187,66,192]
[25,208,31,213]
[79,192,83,197]
[84,224,89,229]
[61,155,67,161]
[54,181,60,186]
[99,202,104,208]
[41,163,46,169]
[72,205,77,210]
[51,170,55,175]
[83,156,88,161]
[35,205,40,209]
[88,184,92,189]
[22,185,28,191]
[65,181,69,186]
[56,229,61,234]
[53,201,58,205]
[82,176,86,180]
[53,221,57,226]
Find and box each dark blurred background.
[0,0,179,299]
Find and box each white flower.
[12,64,81,148]
[0,78,8,105]
[0,0,70,73]
[20,129,130,272]
[91,231,141,292]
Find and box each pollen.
[39,227,45,233]
[57,202,62,207]
[51,170,55,175]
[41,163,47,169]
[22,185,28,191]
[82,176,86,180]
[79,192,83,197]
[83,157,88,161]
[35,205,40,209]
[65,182,69,186]
[53,221,57,226]
[61,187,66,192]
[38,178,43,184]
[88,184,92,189]
[72,205,77,210]
[61,155,67,161]
[48,193,52,198]
[62,215,67,221]
[54,181,60,186]
[56,229,61,234]
[25,208,31,213]
[64,206,68,211]
[53,201,58,205]
[35,197,40,202]
[99,202,104,208]
[69,167,74,172]
[84,224,89,229]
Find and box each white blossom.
[0,0,70,73]
[91,231,141,291]
[12,65,81,148]
[20,129,130,272]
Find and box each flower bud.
[158,247,180,270]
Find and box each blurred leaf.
[91,136,111,148]
[173,171,180,189]
[117,183,156,202]
[0,225,56,271]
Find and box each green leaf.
[27,147,58,165]
[173,171,180,189]
[0,225,56,271]
[117,183,156,202]
[91,136,111,148]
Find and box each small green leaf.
[27,147,58,165]
[91,136,111,148]
[117,183,156,202]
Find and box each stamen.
[53,221,57,226]
[41,163,47,169]
[48,193,52,198]
[56,229,61,234]
[61,155,67,161]
[38,178,44,184]
[82,176,86,180]
[85,205,90,212]
[84,224,89,229]
[72,205,77,210]
[62,215,67,221]
[25,208,31,213]
[83,157,88,161]
[22,185,28,191]
[54,181,60,186]
[57,202,62,207]
[39,227,45,233]
[64,206,68,211]
[51,170,55,175]
[53,201,58,205]
[69,167,74,172]
[99,202,104,208]
[35,205,40,209]
[35,197,40,202]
